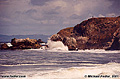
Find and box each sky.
[0,0,120,35]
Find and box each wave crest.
[47,40,68,51]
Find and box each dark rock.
[50,34,63,41]
[1,43,9,50]
[106,28,120,50]
[62,37,77,50]
[50,16,120,50]
[11,38,42,49]
[37,39,44,43]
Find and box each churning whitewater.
[47,40,68,51]
[0,40,120,79]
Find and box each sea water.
[0,41,120,79]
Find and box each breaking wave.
[76,49,120,53]
[22,62,120,79]
[46,39,68,51]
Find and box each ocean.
[0,41,120,79]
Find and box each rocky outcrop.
[62,37,77,50]
[37,39,44,43]
[0,43,9,50]
[10,38,42,49]
[106,28,120,50]
[50,16,120,50]
[50,34,63,41]
[0,38,46,50]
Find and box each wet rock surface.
[50,17,120,50]
[0,43,9,50]
[0,38,45,50]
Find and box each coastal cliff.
[50,16,120,50]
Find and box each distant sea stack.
[0,38,46,50]
[50,16,120,50]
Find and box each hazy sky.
[0,0,120,35]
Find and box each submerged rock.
[50,16,120,50]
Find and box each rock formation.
[0,38,46,50]
[0,43,9,50]
[11,38,42,49]
[50,16,120,50]
[37,39,44,43]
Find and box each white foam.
[24,48,120,53]
[22,39,120,53]
[76,49,120,53]
[46,40,68,51]
[26,62,120,79]
[2,63,120,79]
[6,43,13,47]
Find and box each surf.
[24,62,120,79]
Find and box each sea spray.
[47,39,68,51]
